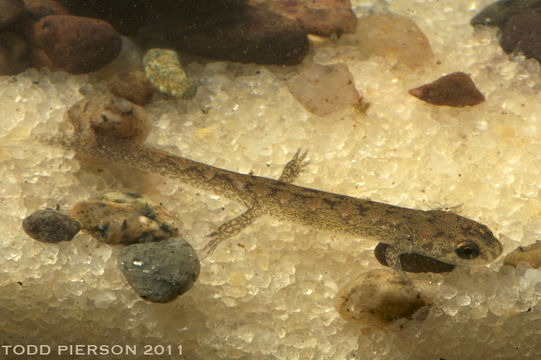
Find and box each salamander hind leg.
[384,244,410,281]
[202,204,264,257]
[278,149,309,183]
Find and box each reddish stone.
[260,0,357,36]
[408,72,485,107]
[33,14,121,74]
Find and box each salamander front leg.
[278,149,309,183]
[202,205,264,256]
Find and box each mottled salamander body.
[54,136,503,276]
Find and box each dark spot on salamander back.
[374,242,455,273]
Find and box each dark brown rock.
[408,72,485,107]
[108,71,154,106]
[0,0,23,29]
[169,4,309,65]
[23,208,81,243]
[374,242,455,273]
[0,32,29,74]
[259,0,357,36]
[33,14,121,74]
[470,0,541,30]
[23,0,68,20]
[500,9,541,63]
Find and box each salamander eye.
[455,241,480,260]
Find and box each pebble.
[0,32,28,75]
[257,0,357,37]
[0,0,23,29]
[287,63,362,116]
[71,192,180,245]
[142,48,197,99]
[356,13,433,71]
[118,237,200,303]
[335,269,426,329]
[33,14,121,74]
[108,70,154,106]
[470,0,541,30]
[408,72,485,107]
[374,242,455,273]
[500,9,541,64]
[67,95,149,143]
[22,0,68,20]
[169,4,309,65]
[503,241,541,268]
[22,208,81,243]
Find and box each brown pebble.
[23,208,81,243]
[108,71,154,106]
[33,14,121,74]
[408,72,485,107]
[374,242,455,273]
[503,241,541,268]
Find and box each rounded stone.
[118,237,200,303]
[108,71,154,105]
[0,0,23,29]
[22,208,81,243]
[168,4,309,66]
[33,14,121,74]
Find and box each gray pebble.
[118,237,200,303]
[22,208,81,243]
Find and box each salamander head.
[413,210,503,267]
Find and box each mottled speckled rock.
[23,208,81,243]
[470,0,541,30]
[500,9,541,63]
[108,71,154,106]
[408,72,485,107]
[170,4,309,65]
[335,269,426,329]
[0,0,23,29]
[504,241,541,268]
[374,242,455,273]
[71,192,179,245]
[33,14,121,74]
[67,95,149,143]
[143,49,197,99]
[256,0,357,36]
[118,237,200,303]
